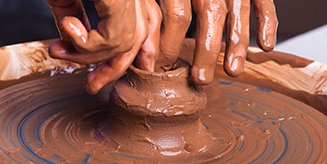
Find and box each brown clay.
[98,60,217,158]
[0,69,327,163]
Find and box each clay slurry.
[0,71,326,163]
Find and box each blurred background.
[0,0,326,47]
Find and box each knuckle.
[210,1,228,14]
[196,1,227,18]
[165,9,192,23]
[108,38,122,49]
[106,37,133,53]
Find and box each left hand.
[47,0,162,94]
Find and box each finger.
[224,0,250,77]
[86,55,131,95]
[253,0,278,51]
[48,40,119,64]
[155,0,192,70]
[86,41,142,94]
[60,16,88,48]
[47,0,91,40]
[60,16,114,54]
[191,0,227,85]
[135,0,162,72]
[60,15,113,53]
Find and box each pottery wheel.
[0,72,326,163]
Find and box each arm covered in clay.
[47,0,162,94]
[156,0,278,85]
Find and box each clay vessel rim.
[129,61,188,78]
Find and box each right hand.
[156,0,278,85]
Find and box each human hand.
[47,0,162,94]
[156,0,278,84]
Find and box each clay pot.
[101,60,216,158]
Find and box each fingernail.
[230,56,244,76]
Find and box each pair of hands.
[48,0,278,94]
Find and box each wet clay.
[0,67,327,163]
[104,60,217,158]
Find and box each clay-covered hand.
[47,0,161,94]
[156,0,278,85]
